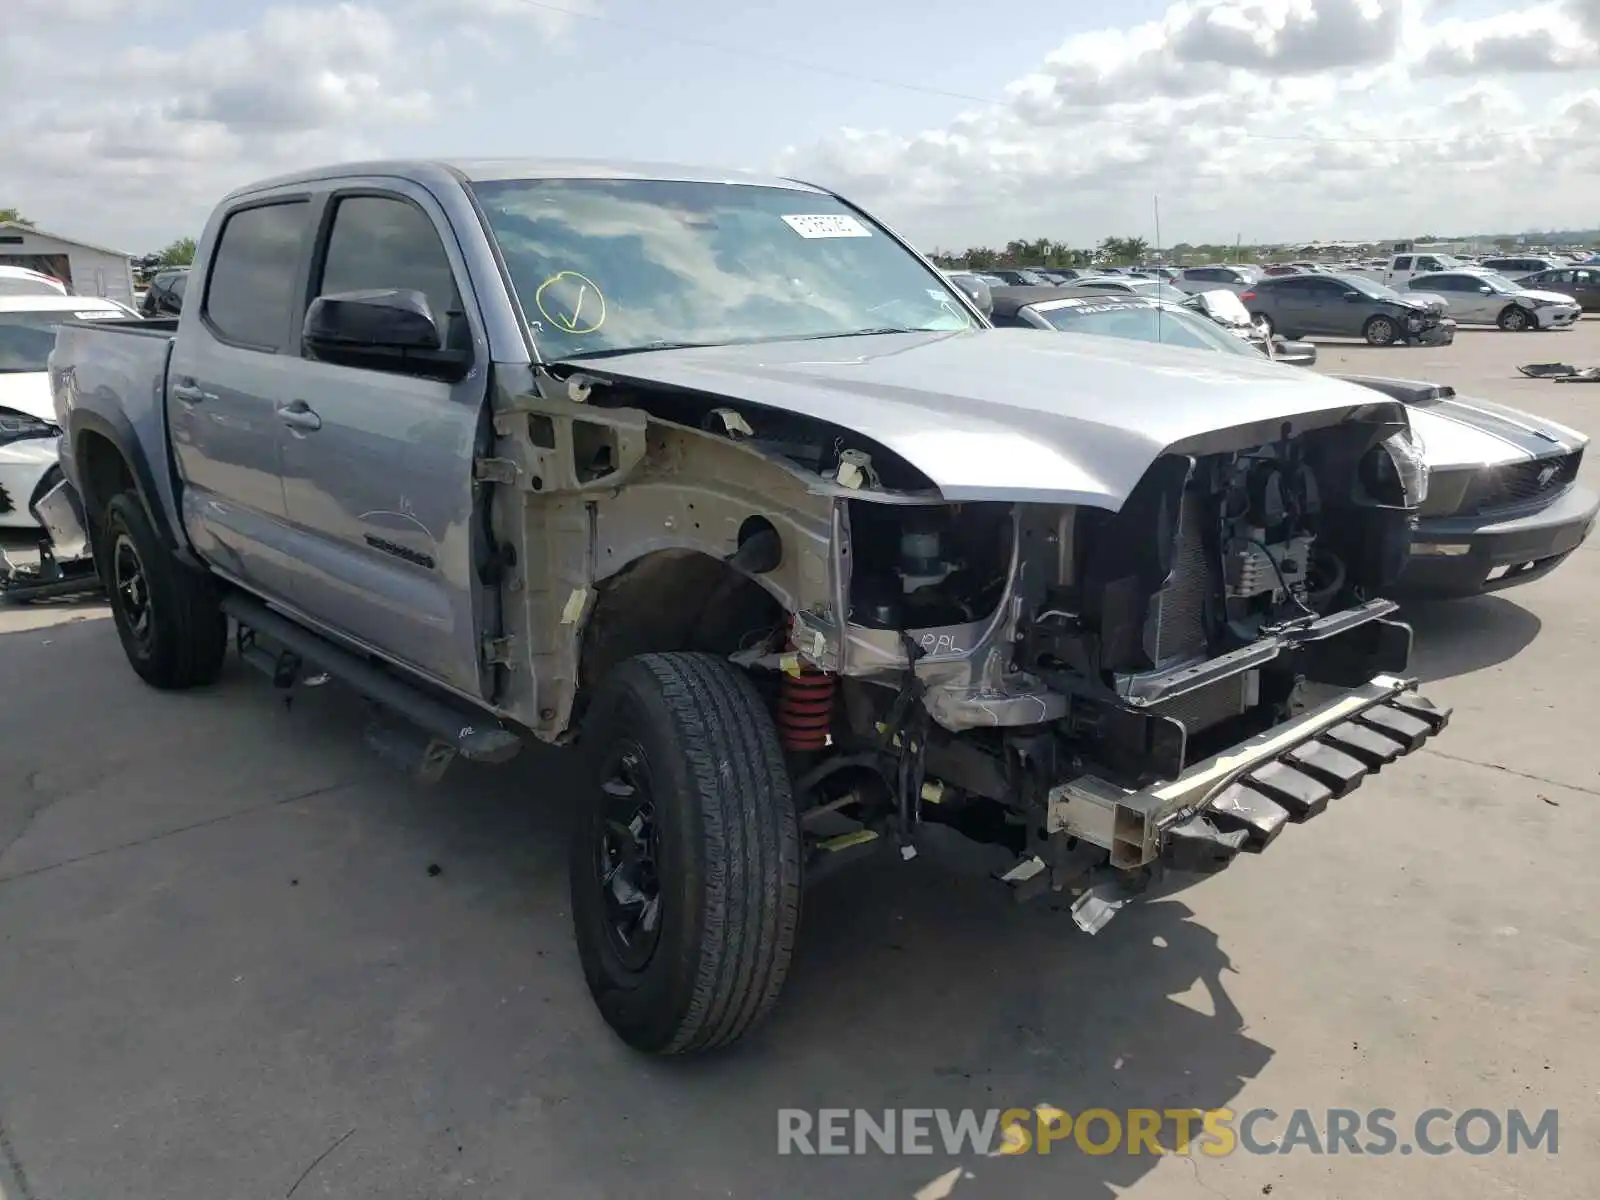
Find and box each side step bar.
[221,593,523,769]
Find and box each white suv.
[1173,265,1258,295]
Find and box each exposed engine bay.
[506,360,1443,932]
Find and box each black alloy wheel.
[595,740,664,971]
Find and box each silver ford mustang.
[1337,377,1596,598]
[983,285,1597,600]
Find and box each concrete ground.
[2,320,1597,1200]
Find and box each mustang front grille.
[1460,450,1582,515]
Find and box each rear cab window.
[202,201,313,350]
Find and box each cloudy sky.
[3,0,1596,254]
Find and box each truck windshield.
[469,178,977,361]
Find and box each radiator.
[1144,489,1213,664]
[1152,670,1255,736]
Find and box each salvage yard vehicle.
[0,294,128,600]
[1403,270,1582,332]
[51,158,1451,1055]
[988,288,1596,602]
[1338,377,1596,598]
[1243,273,1456,346]
[986,285,1318,365]
[1517,266,1600,312]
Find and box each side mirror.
[951,277,993,318]
[1343,290,1362,301]
[1478,285,1493,294]
[303,288,470,379]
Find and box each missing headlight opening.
[742,416,1435,919]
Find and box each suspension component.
[778,662,838,752]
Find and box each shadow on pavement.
[1399,594,1542,684]
[381,738,1276,1198]
[0,626,1274,1200]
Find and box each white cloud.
[1,3,445,250]
[781,0,1600,246]
[404,0,600,41]
[1,0,1595,253]
[1417,0,1600,73]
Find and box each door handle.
[276,401,322,432]
[171,382,216,403]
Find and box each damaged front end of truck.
[482,331,1451,936]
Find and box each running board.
[221,593,523,775]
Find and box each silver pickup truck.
[50,158,1450,1054]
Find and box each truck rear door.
[274,182,492,699]
[167,198,313,606]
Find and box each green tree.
[160,237,197,266]
[0,208,35,227]
[1098,236,1150,265]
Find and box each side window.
[1393,256,1412,271]
[1417,256,1441,271]
[1577,270,1597,285]
[204,201,311,349]
[314,194,462,338]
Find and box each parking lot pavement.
[2,323,1597,1200]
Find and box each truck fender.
[68,407,194,566]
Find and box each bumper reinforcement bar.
[1042,675,1450,929]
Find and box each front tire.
[102,491,227,689]
[1363,314,1398,346]
[571,652,801,1054]
[1498,305,1534,331]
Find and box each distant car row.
[948,253,1600,315]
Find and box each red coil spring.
[778,663,837,752]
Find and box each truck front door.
[167,198,311,606]
[276,184,492,699]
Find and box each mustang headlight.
[1381,424,1429,507]
[0,407,58,446]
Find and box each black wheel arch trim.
[67,408,200,568]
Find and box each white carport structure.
[0,222,136,306]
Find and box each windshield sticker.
[780,214,872,239]
[534,271,606,334]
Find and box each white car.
[1172,264,1259,295]
[0,265,70,297]
[1,294,133,532]
[1073,275,1193,304]
[1405,269,1582,331]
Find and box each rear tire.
[1363,315,1398,346]
[1498,305,1533,331]
[571,651,801,1054]
[102,491,227,689]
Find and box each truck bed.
[50,318,183,551]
